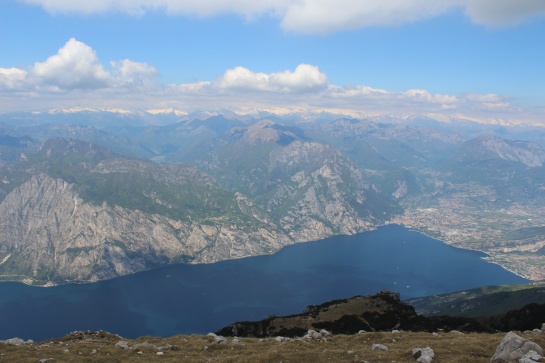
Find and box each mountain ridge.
[0,136,397,285]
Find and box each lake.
[0,224,527,341]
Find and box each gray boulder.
[491,332,544,362]
[303,329,323,340]
[372,343,388,351]
[213,335,227,344]
[412,347,435,363]
[115,341,130,350]
[319,329,332,337]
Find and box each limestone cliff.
[0,173,291,285]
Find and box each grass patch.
[2,330,544,363]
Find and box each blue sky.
[1,0,544,125]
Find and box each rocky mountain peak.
[241,120,306,146]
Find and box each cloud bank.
[218,64,328,93]
[0,38,540,125]
[20,0,545,33]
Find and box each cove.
[0,224,527,341]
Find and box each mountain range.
[1,109,545,284]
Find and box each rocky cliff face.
[0,173,291,285]
[264,140,394,241]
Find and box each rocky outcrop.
[216,290,492,338]
[1,337,33,346]
[217,290,545,339]
[491,332,543,362]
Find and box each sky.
[1,0,545,125]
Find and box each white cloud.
[280,0,455,34]
[0,68,28,90]
[218,64,328,93]
[218,67,271,91]
[111,59,159,88]
[20,0,545,33]
[32,38,112,90]
[270,64,328,92]
[464,93,505,103]
[403,89,458,104]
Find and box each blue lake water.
[0,224,527,341]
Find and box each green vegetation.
[406,282,545,317]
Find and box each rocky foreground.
[2,328,545,363]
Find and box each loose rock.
[519,349,544,363]
[275,336,291,342]
[491,332,544,362]
[2,338,32,346]
[372,343,388,351]
[319,329,332,337]
[412,347,435,363]
[303,329,323,340]
[115,341,130,350]
[213,335,227,344]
